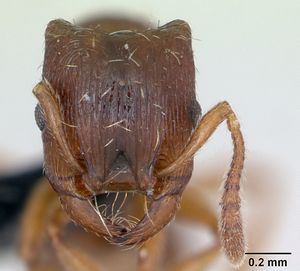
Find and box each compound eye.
[189,100,201,128]
[34,104,46,131]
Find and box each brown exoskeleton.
[20,17,245,271]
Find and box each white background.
[0,0,299,270]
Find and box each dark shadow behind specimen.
[0,166,43,234]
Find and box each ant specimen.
[20,17,245,271]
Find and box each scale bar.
[245,252,291,255]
